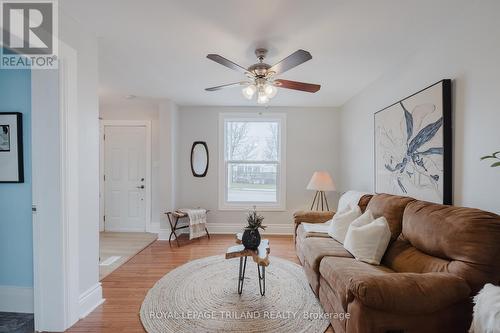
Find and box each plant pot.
[242,229,261,250]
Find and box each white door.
[104,125,147,232]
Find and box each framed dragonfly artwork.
[374,80,452,204]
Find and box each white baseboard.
[79,283,104,319]
[0,286,34,313]
[149,222,160,233]
[158,228,174,241]
[103,227,147,232]
[207,223,293,235]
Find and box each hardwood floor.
[67,234,333,333]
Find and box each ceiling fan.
[205,48,321,104]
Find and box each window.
[219,113,286,210]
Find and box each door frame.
[100,120,152,232]
[32,40,82,331]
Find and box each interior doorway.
[101,120,152,232]
[99,120,156,280]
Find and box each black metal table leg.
[258,264,266,296]
[237,256,247,294]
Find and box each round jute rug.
[140,255,329,333]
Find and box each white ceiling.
[60,0,470,107]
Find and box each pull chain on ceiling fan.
[205,48,321,104]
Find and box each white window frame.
[218,112,286,211]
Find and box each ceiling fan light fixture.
[257,93,269,104]
[264,83,277,99]
[242,84,256,99]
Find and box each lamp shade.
[306,171,336,191]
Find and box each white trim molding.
[32,41,82,331]
[207,223,293,235]
[218,112,287,211]
[149,222,160,234]
[78,283,105,319]
[100,120,153,232]
[158,227,174,241]
[0,286,34,313]
[158,226,176,241]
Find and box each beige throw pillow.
[343,210,391,265]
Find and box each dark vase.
[242,229,261,250]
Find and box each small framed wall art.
[0,112,24,183]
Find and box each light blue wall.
[0,68,33,287]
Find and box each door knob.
[137,185,145,189]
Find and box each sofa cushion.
[358,194,373,212]
[302,237,353,274]
[348,272,470,314]
[383,238,451,273]
[319,257,394,312]
[398,200,500,293]
[296,224,330,265]
[366,193,414,242]
[300,238,353,295]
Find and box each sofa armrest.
[293,210,334,225]
[348,272,470,314]
[293,211,334,240]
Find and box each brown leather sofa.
[294,193,500,333]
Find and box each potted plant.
[481,151,500,168]
[242,206,267,250]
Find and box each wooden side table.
[225,233,270,296]
[165,210,210,247]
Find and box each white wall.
[338,1,500,214]
[176,106,340,234]
[158,100,179,233]
[100,99,162,230]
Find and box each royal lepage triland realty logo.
[1,0,58,69]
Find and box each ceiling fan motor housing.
[255,48,268,61]
[248,48,272,77]
[248,63,271,77]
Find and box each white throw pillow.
[327,205,362,243]
[343,211,391,265]
[337,191,370,213]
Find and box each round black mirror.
[191,141,209,177]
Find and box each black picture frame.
[190,141,209,177]
[0,112,24,183]
[373,79,452,204]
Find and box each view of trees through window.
[225,121,280,203]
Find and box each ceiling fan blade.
[206,54,249,74]
[205,81,248,91]
[269,50,312,76]
[274,79,321,93]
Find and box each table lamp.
[306,171,336,211]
